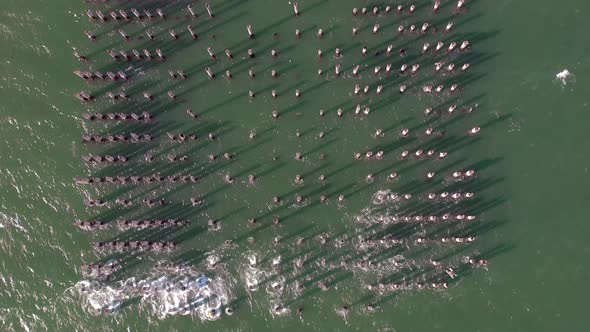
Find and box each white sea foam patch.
[371,189,404,206]
[240,251,270,293]
[74,265,232,320]
[555,69,574,86]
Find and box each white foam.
[555,69,574,86]
[372,189,390,205]
[74,265,232,320]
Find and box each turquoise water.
[1,0,589,331]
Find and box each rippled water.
[1,0,590,331]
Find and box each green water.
[1,0,589,331]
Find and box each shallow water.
[1,0,590,331]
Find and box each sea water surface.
[1,0,589,331]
